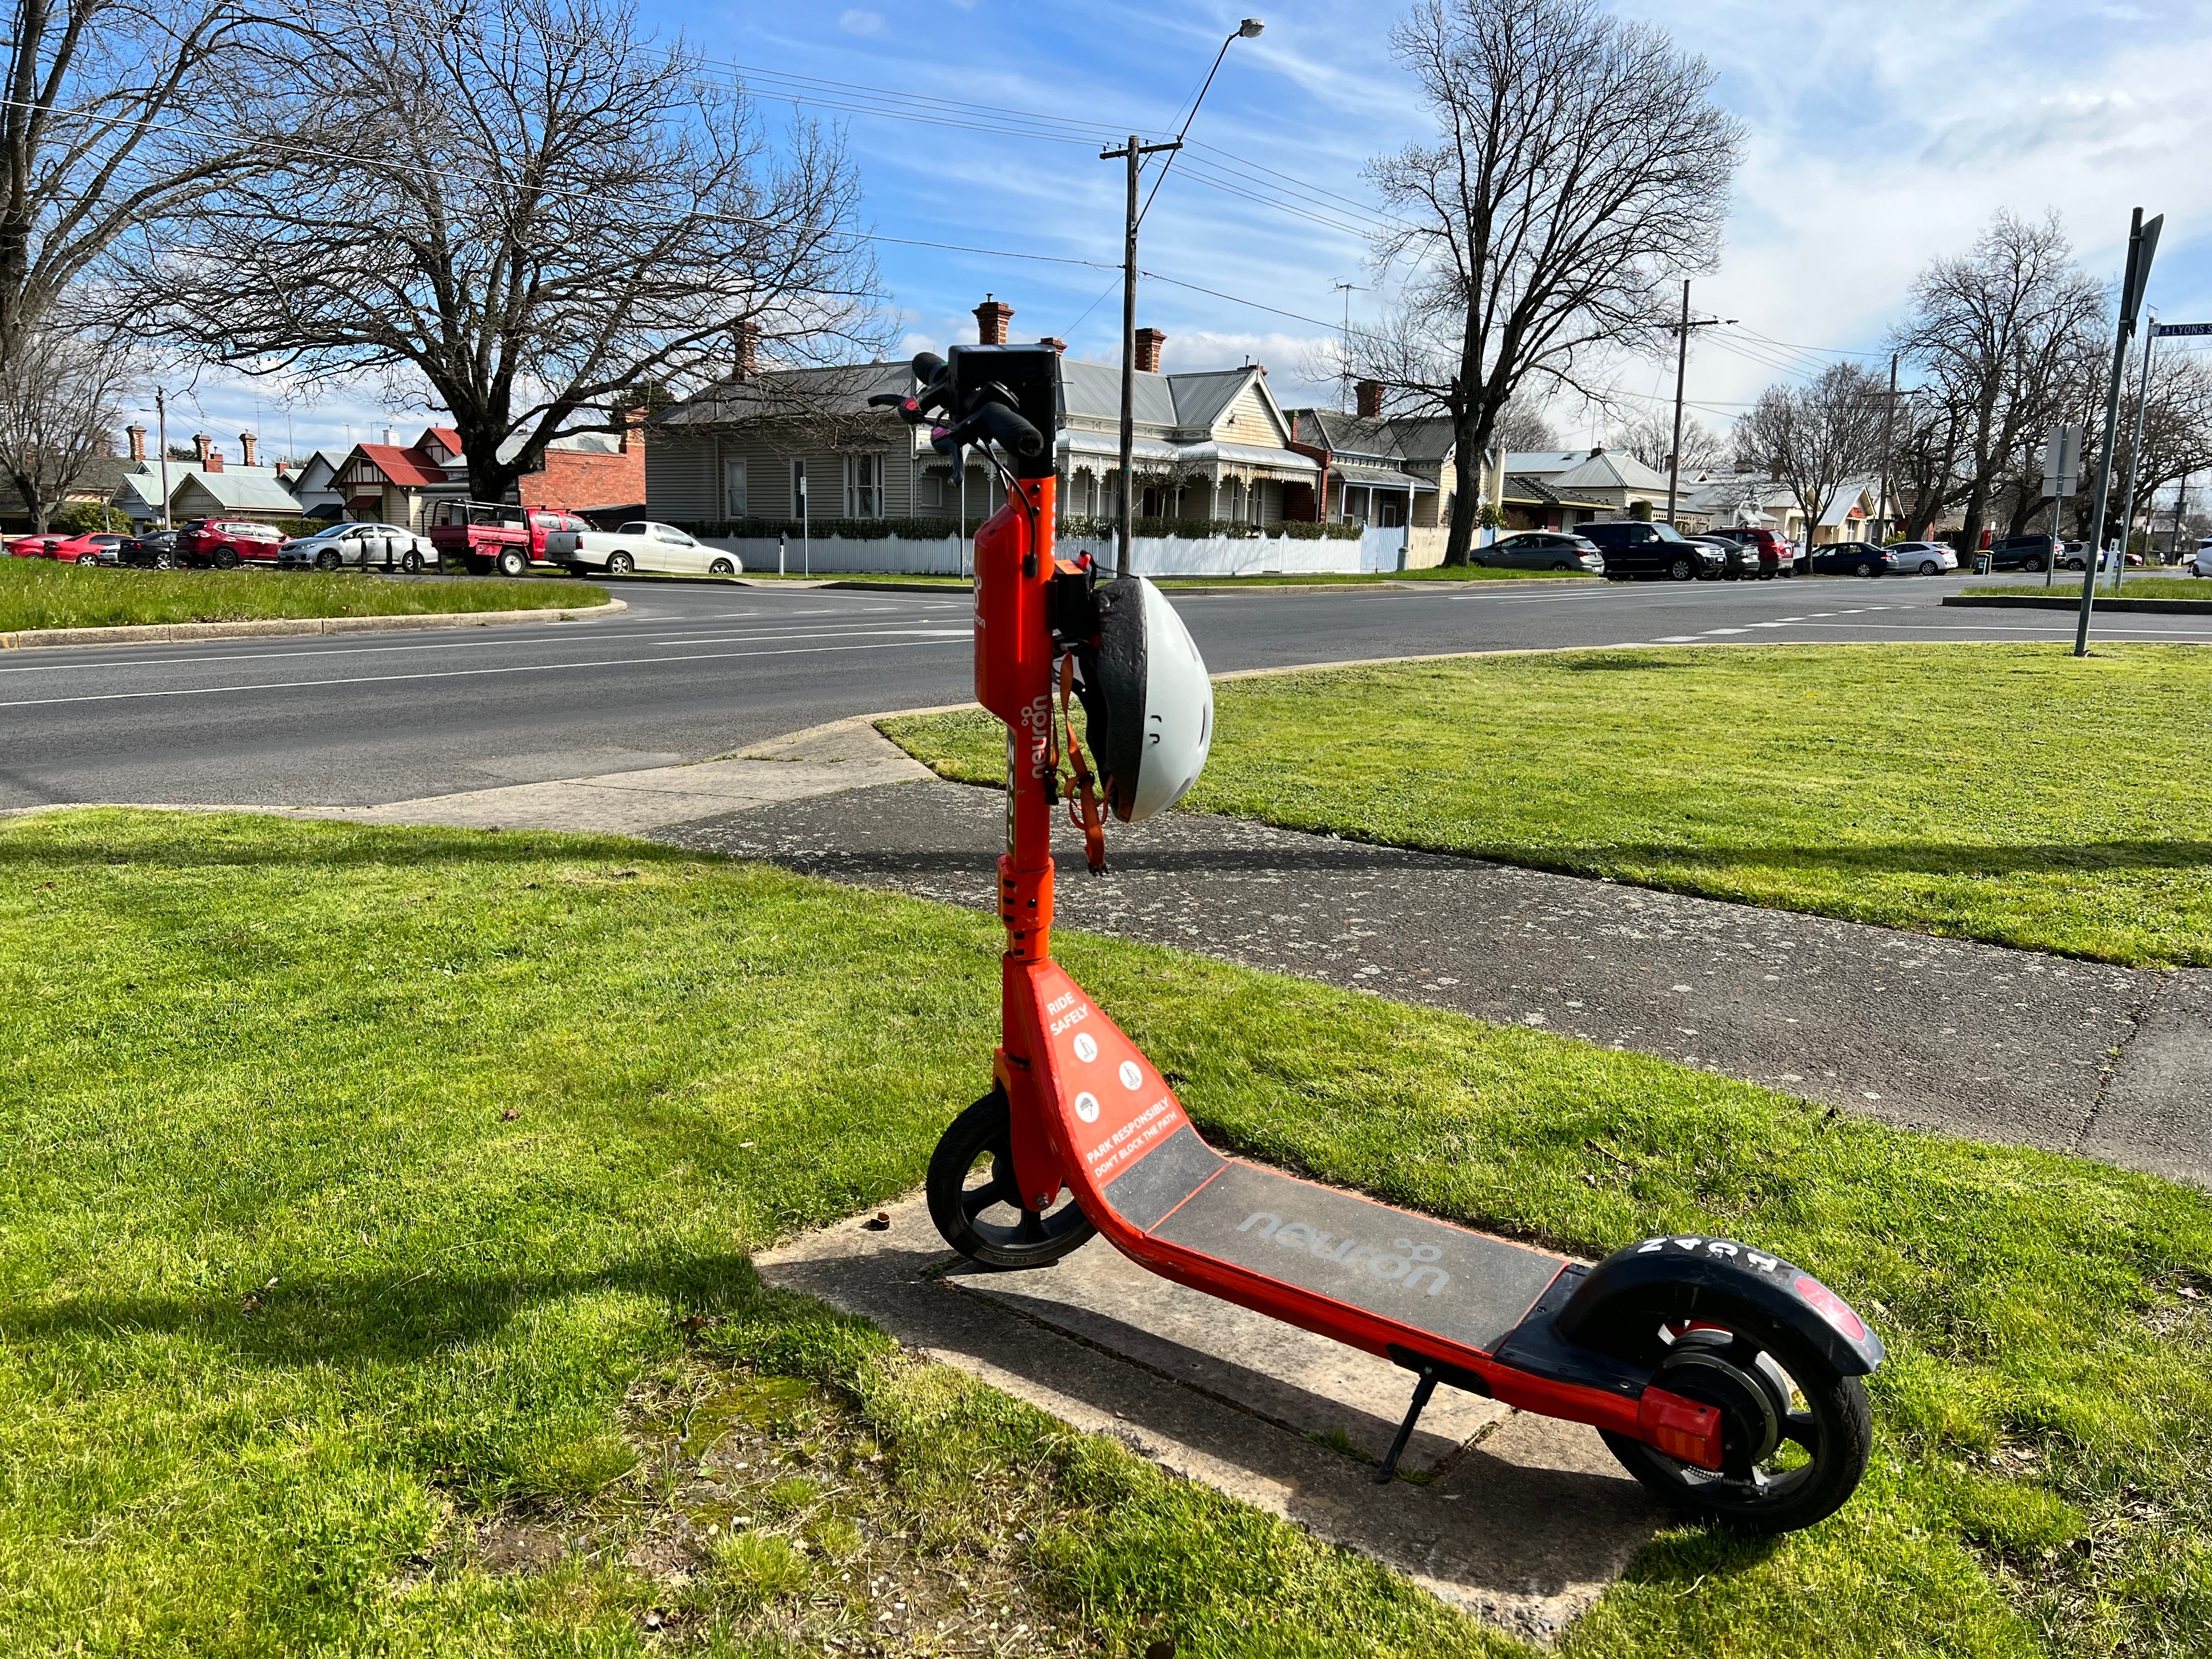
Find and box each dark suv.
[1987,533,2067,573]
[1579,520,1726,580]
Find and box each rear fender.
[1553,1234,1884,1377]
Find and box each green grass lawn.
[0,561,605,631]
[2,810,2207,1655]
[1956,577,2209,602]
[884,643,2212,968]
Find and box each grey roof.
[172,466,303,512]
[1284,408,1455,466]
[1335,462,1431,490]
[1057,358,1178,427]
[1504,447,1669,493]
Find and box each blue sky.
[153,0,2212,461]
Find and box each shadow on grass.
[0,811,712,872]
[0,1250,766,1367]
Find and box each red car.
[176,517,285,569]
[1705,525,1797,577]
[7,531,123,566]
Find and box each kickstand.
[1374,1365,1440,1485]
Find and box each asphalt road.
[6,568,2209,810]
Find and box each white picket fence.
[699,526,1425,578]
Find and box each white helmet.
[1090,575,1212,822]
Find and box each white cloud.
[839,10,883,36]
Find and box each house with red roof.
[330,418,645,528]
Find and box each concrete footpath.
[663,752,2209,1191]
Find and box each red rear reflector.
[1793,1274,1869,1342]
[1638,1387,1723,1470]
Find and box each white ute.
[563,521,741,577]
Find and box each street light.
[1101,19,1262,575]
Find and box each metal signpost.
[2076,208,2161,657]
[2041,422,2083,588]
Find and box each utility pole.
[155,387,172,531]
[2113,318,2156,594]
[1663,281,1732,526]
[1098,20,1261,577]
[1875,354,1899,545]
[1334,280,1362,413]
[2078,206,2160,657]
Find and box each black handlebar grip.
[974,400,1045,458]
[910,351,946,384]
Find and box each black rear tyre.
[926,1087,1096,1269]
[1602,1319,1872,1533]
[1668,556,1695,581]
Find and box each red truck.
[427,500,585,577]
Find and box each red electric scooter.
[881,345,1880,1532]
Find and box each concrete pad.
[757,1192,1662,1644]
[2085,969,2212,1187]
[292,715,932,835]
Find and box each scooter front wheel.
[926,1087,1096,1269]
[1601,1318,1871,1533]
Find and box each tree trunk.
[1442,418,1482,566]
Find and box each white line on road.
[0,633,970,710]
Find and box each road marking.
[0,634,970,710]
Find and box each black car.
[119,527,184,569]
[1986,533,2067,573]
[1578,519,1725,580]
[1689,534,1763,580]
[1475,530,1605,572]
[1807,543,1898,578]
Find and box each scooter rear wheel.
[1601,1318,1871,1533]
[927,1087,1096,1269]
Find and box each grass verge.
[0,561,604,631]
[1959,577,2209,602]
[883,642,2212,968]
[3,809,2208,1655]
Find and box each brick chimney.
[1037,336,1066,354]
[238,431,258,468]
[1355,379,1385,418]
[126,425,146,462]
[974,294,1014,346]
[618,403,646,454]
[1133,327,1166,374]
[732,319,757,382]
[193,432,213,466]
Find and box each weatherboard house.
[642,296,1319,531]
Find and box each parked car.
[6,531,121,565]
[428,500,584,577]
[1474,531,1604,573]
[176,517,284,569]
[119,528,183,568]
[564,520,742,577]
[1985,533,2067,573]
[2193,538,2212,577]
[278,521,438,573]
[1886,540,1959,575]
[1578,519,1725,581]
[1807,542,1898,577]
[2058,544,2145,572]
[1688,534,1763,580]
[1702,524,1793,577]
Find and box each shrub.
[1628,499,1652,522]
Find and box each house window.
[722,456,747,519]
[846,453,881,518]
[791,459,807,518]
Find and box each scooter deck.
[1015,960,1572,1376]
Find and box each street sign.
[2042,422,2084,498]
[2121,213,2163,327]
[2153,321,2212,337]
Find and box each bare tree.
[1492,390,1559,454]
[128,0,884,507]
[1607,409,1723,477]
[1892,210,2106,556]
[0,321,134,530]
[1346,0,1740,564]
[1,2,264,368]
[1735,363,1888,550]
